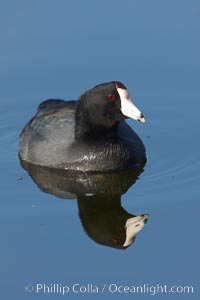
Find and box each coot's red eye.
[113,237,121,244]
[107,93,115,101]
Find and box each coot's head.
[75,81,145,138]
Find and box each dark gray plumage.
[19,82,146,172]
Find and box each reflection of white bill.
[124,214,149,247]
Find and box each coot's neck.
[75,107,118,141]
[75,123,118,141]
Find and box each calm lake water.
[1,1,200,299]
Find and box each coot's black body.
[19,81,146,172]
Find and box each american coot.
[19,81,146,172]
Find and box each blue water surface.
[0,0,200,299]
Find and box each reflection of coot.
[78,195,148,249]
[20,160,149,249]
